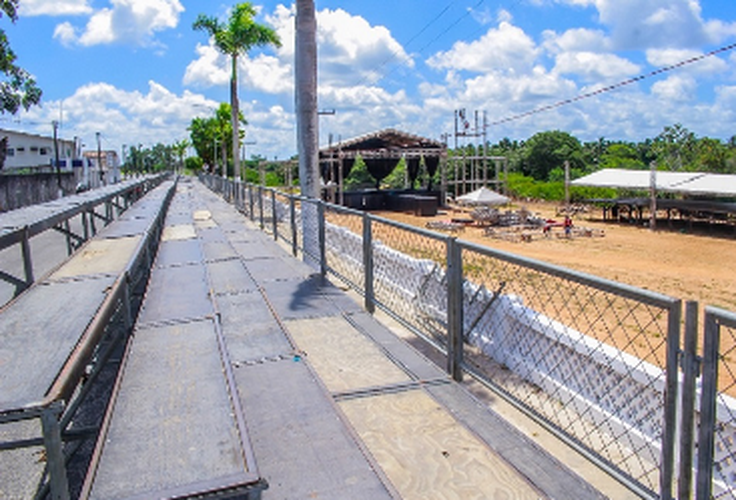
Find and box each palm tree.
[193,3,281,181]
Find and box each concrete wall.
[0,171,77,212]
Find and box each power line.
[489,42,736,127]
[355,0,484,88]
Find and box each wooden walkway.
[81,178,606,499]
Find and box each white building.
[83,150,121,185]
[0,128,79,171]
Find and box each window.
[30,146,39,152]
[16,147,24,153]
[40,147,48,155]
[7,148,14,156]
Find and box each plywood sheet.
[193,210,211,221]
[339,390,541,500]
[161,224,196,241]
[50,235,141,279]
[285,316,410,393]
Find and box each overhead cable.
[489,42,736,127]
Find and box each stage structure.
[449,109,508,200]
[319,129,446,206]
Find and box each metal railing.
[201,174,736,500]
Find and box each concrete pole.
[296,0,320,266]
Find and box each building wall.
[0,129,76,171]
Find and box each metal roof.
[571,169,736,196]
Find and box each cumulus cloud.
[54,0,184,47]
[427,22,538,74]
[646,48,729,75]
[651,75,698,102]
[542,28,610,53]
[19,0,92,16]
[553,52,640,81]
[557,0,722,50]
[184,6,412,94]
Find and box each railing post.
[21,225,34,288]
[661,299,682,500]
[41,403,70,500]
[290,195,298,257]
[362,212,375,314]
[696,309,720,500]
[249,184,255,221]
[271,189,278,240]
[446,237,463,382]
[258,186,265,230]
[318,201,326,279]
[678,301,699,500]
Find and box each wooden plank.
[285,316,411,393]
[339,390,542,500]
[161,224,196,241]
[49,235,141,279]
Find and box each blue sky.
[7,0,736,160]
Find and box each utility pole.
[52,121,61,196]
[296,0,320,267]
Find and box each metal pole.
[271,189,278,240]
[362,212,375,314]
[696,309,720,500]
[21,226,34,288]
[661,299,682,500]
[678,301,699,500]
[317,201,326,279]
[41,404,70,500]
[446,237,464,382]
[290,195,298,257]
[258,186,264,230]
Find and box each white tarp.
[571,169,736,196]
[456,186,510,206]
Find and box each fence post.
[362,212,375,314]
[318,201,326,279]
[696,309,720,500]
[290,195,297,257]
[677,301,699,500]
[41,403,70,500]
[21,225,34,288]
[446,237,463,382]
[258,186,265,230]
[661,299,682,500]
[271,189,278,240]
[249,184,255,221]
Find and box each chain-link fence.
[201,175,736,500]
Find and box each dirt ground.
[374,201,736,314]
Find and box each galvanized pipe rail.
[0,174,166,298]
[0,178,176,500]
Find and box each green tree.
[652,123,697,170]
[171,139,190,173]
[695,137,728,173]
[0,1,41,114]
[599,143,646,170]
[520,130,584,181]
[193,3,281,180]
[344,155,375,190]
[383,157,407,189]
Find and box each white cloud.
[646,48,729,75]
[53,22,78,46]
[553,52,640,81]
[55,0,184,47]
[427,22,538,74]
[558,0,716,49]
[183,43,231,88]
[19,0,92,16]
[185,6,411,95]
[542,28,610,53]
[651,75,698,101]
